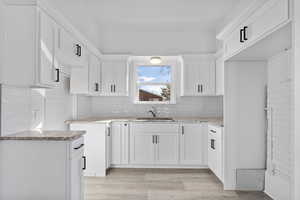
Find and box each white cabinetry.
[0,137,85,200]
[180,123,206,165]
[57,28,87,68]
[70,52,101,95]
[1,5,61,87]
[70,123,109,176]
[208,125,223,182]
[111,122,130,166]
[130,123,179,165]
[181,55,216,96]
[222,0,289,59]
[101,56,129,96]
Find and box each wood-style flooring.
[85,168,272,200]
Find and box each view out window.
[136,65,173,103]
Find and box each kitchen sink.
[135,117,175,121]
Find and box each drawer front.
[131,123,179,133]
[71,136,85,156]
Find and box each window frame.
[133,61,177,104]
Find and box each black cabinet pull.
[240,28,244,43]
[211,139,215,150]
[95,83,99,92]
[152,135,155,144]
[200,84,203,93]
[182,126,184,135]
[74,143,84,150]
[243,26,248,41]
[75,44,81,57]
[55,68,60,82]
[82,156,86,170]
[156,135,159,144]
[210,130,216,133]
[110,85,113,93]
[113,84,116,93]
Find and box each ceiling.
[47,0,241,55]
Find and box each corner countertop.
[65,117,224,127]
[0,130,86,141]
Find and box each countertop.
[0,130,86,141]
[65,117,224,127]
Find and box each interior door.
[39,11,56,86]
[180,124,203,165]
[130,131,155,165]
[155,133,179,165]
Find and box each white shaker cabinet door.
[180,124,204,165]
[155,133,179,165]
[130,131,155,165]
[70,150,84,200]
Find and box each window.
[134,65,175,104]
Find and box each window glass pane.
[139,85,171,102]
[137,66,171,83]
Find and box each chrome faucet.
[148,106,158,118]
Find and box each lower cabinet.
[111,122,130,165]
[0,137,85,200]
[180,123,206,165]
[70,123,109,176]
[130,123,179,165]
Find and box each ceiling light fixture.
[150,57,162,65]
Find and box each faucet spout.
[148,106,158,118]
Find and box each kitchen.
[0,0,299,200]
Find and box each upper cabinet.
[101,56,129,96]
[38,11,60,87]
[70,51,101,95]
[181,55,215,96]
[221,0,290,59]
[1,2,99,88]
[57,28,87,68]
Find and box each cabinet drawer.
[70,136,85,157]
[131,123,179,133]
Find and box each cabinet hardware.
[152,135,155,144]
[75,44,81,57]
[156,135,159,144]
[124,123,127,126]
[110,85,113,92]
[197,84,200,93]
[210,139,215,150]
[182,126,184,135]
[74,143,84,150]
[113,84,116,93]
[95,83,99,92]
[240,29,244,43]
[200,84,203,93]
[243,26,248,41]
[55,68,60,82]
[210,130,216,133]
[82,156,86,170]
[107,127,111,136]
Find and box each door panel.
[88,53,101,95]
[130,132,155,165]
[180,124,203,165]
[155,133,179,165]
[39,12,56,86]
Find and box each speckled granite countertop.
[0,130,86,141]
[65,117,223,127]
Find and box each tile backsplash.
[90,96,223,118]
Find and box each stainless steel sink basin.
[135,117,174,122]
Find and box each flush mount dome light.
[150,57,162,65]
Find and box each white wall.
[0,77,74,136]
[292,0,300,199]
[224,61,267,189]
